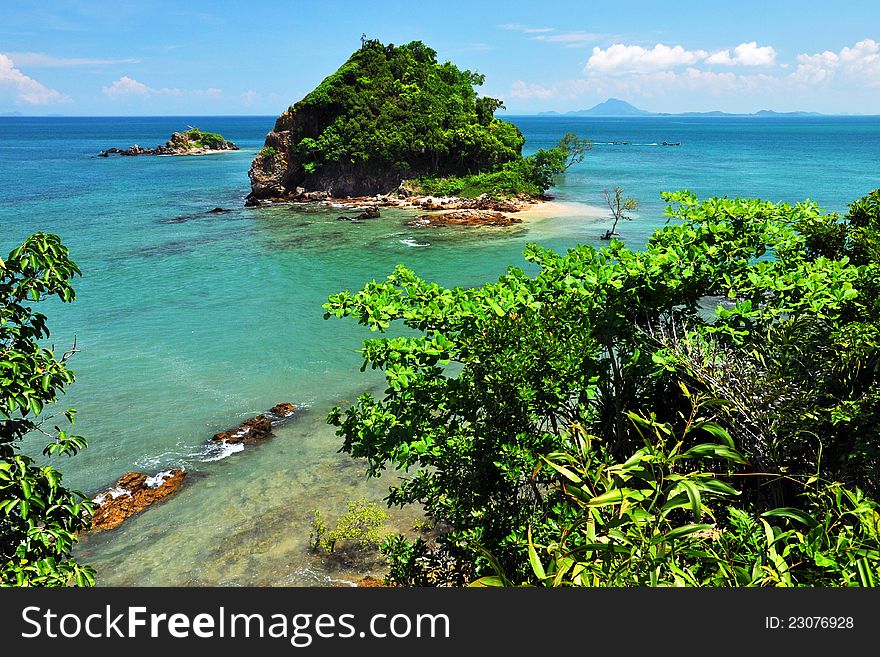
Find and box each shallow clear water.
[1,115,877,585]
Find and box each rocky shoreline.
[250,187,543,227]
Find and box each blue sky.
[1,0,878,115]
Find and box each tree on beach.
[1,233,93,587]
[557,131,593,170]
[601,186,639,239]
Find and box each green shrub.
[309,498,389,553]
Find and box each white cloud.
[507,37,880,112]
[102,75,149,97]
[531,32,603,48]
[5,52,140,67]
[0,53,69,104]
[793,38,880,86]
[508,80,555,99]
[587,43,708,74]
[499,23,554,34]
[706,42,777,66]
[102,76,221,100]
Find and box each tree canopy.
[289,39,524,181]
[250,39,582,199]
[1,233,93,587]
[325,189,880,586]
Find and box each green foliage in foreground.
[1,234,93,587]
[325,189,880,587]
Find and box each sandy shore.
[513,199,607,222]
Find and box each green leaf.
[699,479,740,496]
[527,527,546,580]
[468,576,507,587]
[653,524,713,544]
[855,558,875,587]
[678,480,702,519]
[679,443,747,464]
[761,508,820,529]
[586,489,634,507]
[541,456,582,484]
[692,422,735,449]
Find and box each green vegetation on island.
[248,39,585,203]
[178,128,229,150]
[325,189,880,587]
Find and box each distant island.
[97,127,238,157]
[246,38,576,217]
[537,98,826,118]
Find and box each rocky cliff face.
[247,105,405,204]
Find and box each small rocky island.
[246,39,575,225]
[98,127,238,157]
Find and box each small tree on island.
[601,186,639,240]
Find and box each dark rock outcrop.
[90,470,187,531]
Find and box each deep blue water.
[0,115,878,584]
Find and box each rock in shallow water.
[210,414,273,444]
[210,402,299,444]
[90,469,187,531]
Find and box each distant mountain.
[754,109,824,117]
[567,98,651,117]
[530,99,828,118]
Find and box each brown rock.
[356,576,389,587]
[268,402,297,418]
[211,414,273,444]
[90,469,187,531]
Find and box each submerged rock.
[90,469,187,531]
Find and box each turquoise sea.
[1,115,878,585]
